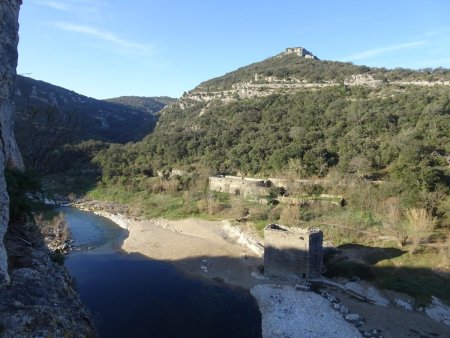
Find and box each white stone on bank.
[221,221,264,257]
[90,210,130,230]
[344,281,390,306]
[250,271,267,280]
[425,296,450,327]
[394,298,413,311]
[251,284,362,338]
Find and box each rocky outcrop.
[181,73,450,111]
[278,47,318,59]
[0,4,94,334]
[0,221,96,336]
[0,0,24,287]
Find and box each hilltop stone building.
[264,224,323,279]
[282,47,318,59]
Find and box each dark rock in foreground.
[0,221,96,337]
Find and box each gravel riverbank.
[251,284,362,338]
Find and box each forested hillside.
[83,49,450,300]
[96,58,450,213]
[105,96,176,113]
[14,76,164,173]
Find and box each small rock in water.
[200,259,211,272]
[333,303,341,310]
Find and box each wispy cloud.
[52,22,151,54]
[422,26,450,37]
[346,41,426,61]
[34,0,105,14]
[36,1,71,11]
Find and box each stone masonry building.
[209,175,271,199]
[264,224,323,279]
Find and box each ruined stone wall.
[0,0,24,286]
[269,177,328,188]
[209,175,269,199]
[264,224,323,279]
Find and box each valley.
[78,48,450,336]
[1,2,449,335]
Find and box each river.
[58,207,262,338]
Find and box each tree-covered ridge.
[14,76,162,173]
[150,96,178,106]
[96,83,450,208]
[15,76,159,144]
[196,53,450,91]
[105,96,177,113]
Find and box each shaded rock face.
[0,0,24,286]
[0,221,96,336]
[0,3,96,335]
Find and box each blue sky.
[18,0,450,99]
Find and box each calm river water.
[58,207,262,338]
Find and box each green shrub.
[303,184,324,196]
[5,169,41,223]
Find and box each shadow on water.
[60,207,262,338]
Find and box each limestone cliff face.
[0,0,24,286]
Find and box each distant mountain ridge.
[105,96,177,114]
[14,75,161,144]
[13,76,169,172]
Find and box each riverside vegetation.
[21,50,450,305]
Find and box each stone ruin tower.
[264,224,323,279]
[282,47,318,59]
